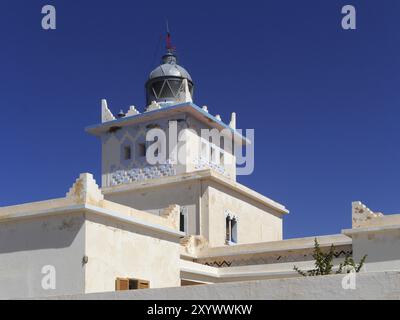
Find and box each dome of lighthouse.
[145,51,194,106]
[149,53,193,82]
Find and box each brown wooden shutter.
[138,280,150,289]
[115,278,129,291]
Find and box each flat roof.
[86,102,249,145]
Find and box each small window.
[124,146,132,160]
[225,215,237,244]
[115,278,149,291]
[138,143,146,157]
[180,207,187,233]
[225,216,231,242]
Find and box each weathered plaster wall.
[41,272,400,300]
[346,228,400,272]
[0,213,86,299]
[204,181,283,247]
[84,213,181,294]
[105,180,200,235]
[345,202,400,273]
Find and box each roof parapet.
[352,201,384,228]
[160,204,181,231]
[126,105,140,117]
[101,99,116,123]
[66,173,104,205]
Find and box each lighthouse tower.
[86,34,287,247]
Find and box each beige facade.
[103,169,287,246]
[1,171,400,299]
[0,174,183,299]
[1,94,400,300]
[85,213,181,293]
[0,212,86,299]
[0,98,290,299]
[202,179,283,246]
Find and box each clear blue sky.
[1,0,399,239]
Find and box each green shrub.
[293,238,366,276]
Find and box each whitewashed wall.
[84,213,182,293]
[40,271,400,300]
[0,213,86,299]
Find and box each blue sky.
[1,0,399,239]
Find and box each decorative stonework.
[352,201,384,228]
[110,162,176,186]
[126,105,140,117]
[160,204,181,231]
[200,246,353,268]
[146,101,161,112]
[193,157,226,176]
[66,173,104,204]
[181,235,209,255]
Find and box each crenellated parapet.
[101,99,116,123]
[66,173,104,205]
[352,201,384,228]
[160,204,181,231]
[101,99,141,123]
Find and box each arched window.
[225,213,238,245]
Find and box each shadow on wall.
[0,213,84,254]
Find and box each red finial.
[166,32,172,50]
[166,20,175,53]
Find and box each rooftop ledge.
[102,169,289,215]
[0,203,184,239]
[342,224,400,236]
[0,173,184,239]
[85,102,250,145]
[183,234,351,259]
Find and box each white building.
[0,45,399,299]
